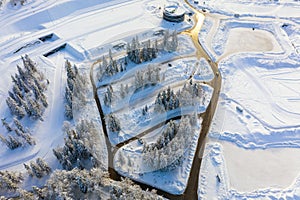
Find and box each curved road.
[89,0,222,199]
[181,1,222,199]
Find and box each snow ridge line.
[210,129,300,150]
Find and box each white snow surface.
[1,0,300,198]
[0,0,191,178]
[197,0,300,199]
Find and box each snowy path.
[35,52,65,159]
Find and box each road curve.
[182,0,222,199]
[89,0,222,198]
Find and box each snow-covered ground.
[197,0,300,199]
[1,0,299,198]
[0,0,204,197]
[96,55,213,145]
[102,82,212,146]
[0,54,65,172]
[0,0,193,62]
[0,0,192,178]
[189,0,300,19]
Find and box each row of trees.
[142,115,197,170]
[16,168,163,200]
[1,55,48,150]
[24,158,51,178]
[127,30,178,64]
[0,118,35,149]
[143,120,177,153]
[103,64,161,107]
[106,113,121,133]
[154,80,204,113]
[127,37,158,64]
[134,65,161,90]
[179,79,204,106]
[97,29,178,82]
[64,60,88,119]
[97,50,127,81]
[154,86,180,113]
[0,171,23,196]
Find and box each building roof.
[164,4,185,17]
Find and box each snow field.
[194,0,300,198]
[199,142,300,199]
[219,55,300,129]
[212,19,283,57]
[189,0,300,18]
[222,141,300,192]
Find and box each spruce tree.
[1,118,12,132]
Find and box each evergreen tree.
[13,118,26,133]
[7,135,22,149]
[65,86,73,107]
[24,54,37,72]
[104,87,113,106]
[12,84,23,98]
[30,161,43,178]
[106,114,121,133]
[1,118,12,132]
[65,60,75,80]
[17,65,26,81]
[0,171,23,193]
[65,104,73,120]
[6,96,25,118]
[40,93,48,107]
[120,84,125,99]
[8,91,17,102]
[26,97,42,120]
